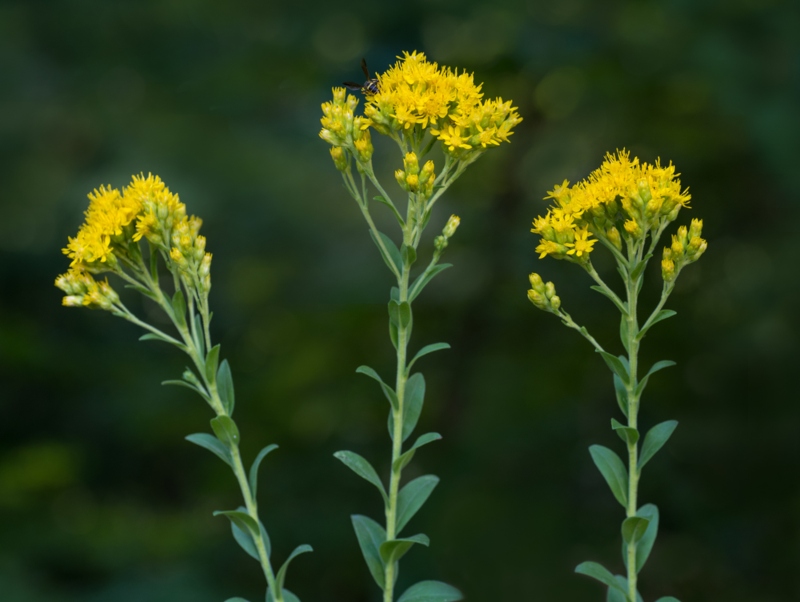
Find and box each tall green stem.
[624,257,642,602]
[384,255,412,602]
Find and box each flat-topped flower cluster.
[531,150,701,267]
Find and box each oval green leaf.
[351,515,386,589]
[396,475,439,533]
[589,445,629,508]
[397,580,463,602]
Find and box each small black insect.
[343,58,379,95]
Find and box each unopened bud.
[606,226,622,250]
[528,272,545,293]
[443,215,460,239]
[403,152,419,175]
[330,146,348,172]
[689,218,703,239]
[545,281,556,300]
[434,234,447,251]
[624,219,642,238]
[419,160,435,185]
[354,133,373,163]
[406,174,419,192]
[395,169,407,189]
[550,295,561,310]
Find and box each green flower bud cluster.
[434,214,460,252]
[662,218,707,283]
[395,152,436,198]
[527,273,561,312]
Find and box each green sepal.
[637,310,677,340]
[351,515,387,588]
[575,561,628,596]
[217,359,235,415]
[611,418,639,446]
[589,445,628,507]
[205,344,221,383]
[623,504,660,573]
[275,544,313,594]
[401,244,417,266]
[402,373,425,442]
[249,444,279,499]
[369,229,402,276]
[334,451,388,504]
[397,581,463,602]
[614,374,629,418]
[590,285,626,313]
[409,263,452,302]
[635,360,676,397]
[597,351,630,385]
[396,475,439,533]
[393,432,442,472]
[172,289,187,327]
[408,343,450,371]
[185,433,233,467]
[356,365,399,411]
[621,516,650,544]
[638,420,678,471]
[379,533,430,565]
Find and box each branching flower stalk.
[320,51,521,602]
[56,175,311,602]
[527,151,707,602]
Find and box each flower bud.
[419,160,435,184]
[354,133,373,163]
[443,215,460,239]
[395,169,407,189]
[545,281,556,300]
[406,174,419,192]
[624,219,642,238]
[527,288,547,310]
[434,234,447,251]
[662,257,676,282]
[330,146,348,172]
[550,295,561,311]
[689,218,703,239]
[606,226,622,250]
[528,272,545,293]
[403,152,419,175]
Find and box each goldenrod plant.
[527,151,707,602]
[320,51,521,602]
[56,175,310,602]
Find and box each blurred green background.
[1,0,799,600]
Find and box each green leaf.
[185,433,232,467]
[217,359,235,415]
[638,310,677,340]
[636,360,676,396]
[266,589,301,602]
[654,598,681,602]
[408,343,450,370]
[402,244,417,266]
[211,415,240,447]
[125,282,158,300]
[231,517,259,560]
[614,374,629,418]
[249,444,279,498]
[589,445,628,507]
[225,598,251,602]
[193,314,205,357]
[575,561,628,595]
[605,576,643,602]
[276,544,313,593]
[611,418,639,446]
[409,263,452,302]
[140,333,167,343]
[393,432,442,472]
[370,229,402,275]
[402,373,426,441]
[598,351,629,385]
[214,510,259,539]
[620,315,630,353]
[172,289,187,327]
[162,379,203,395]
[379,533,430,565]
[628,504,659,573]
[621,516,650,544]
[398,301,412,329]
[389,321,399,350]
[590,285,626,313]
[630,253,653,280]
[374,195,405,225]
[388,300,401,326]
[356,365,399,411]
[205,344,221,383]
[334,451,388,504]
[638,421,678,471]
[391,287,400,302]
[351,515,386,588]
[397,580,463,602]
[396,475,439,533]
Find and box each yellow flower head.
[532,150,695,261]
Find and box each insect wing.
[343,81,363,91]
[360,57,370,79]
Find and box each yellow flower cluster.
[532,150,693,262]
[319,88,373,166]
[395,152,436,198]
[365,51,522,157]
[57,174,212,309]
[662,218,707,282]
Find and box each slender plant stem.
[623,247,642,602]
